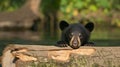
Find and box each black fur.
[56,20,94,49]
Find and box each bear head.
[59,20,94,49]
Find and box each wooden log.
[2,44,120,67]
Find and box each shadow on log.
[1,44,120,67]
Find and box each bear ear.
[85,22,94,32]
[59,20,69,31]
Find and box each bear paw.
[55,41,68,47]
[84,42,95,46]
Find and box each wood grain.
[2,44,120,67]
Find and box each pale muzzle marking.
[70,35,81,47]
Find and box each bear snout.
[70,36,81,49]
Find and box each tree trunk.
[0,0,42,30]
[41,0,61,39]
[0,0,42,40]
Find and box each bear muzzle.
[70,36,81,49]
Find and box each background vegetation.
[0,0,120,55]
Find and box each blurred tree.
[0,0,61,40]
[0,0,41,30]
[41,0,61,39]
[0,0,120,40]
[111,0,120,10]
[0,0,42,40]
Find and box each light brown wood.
[2,50,15,67]
[2,44,95,67]
[2,44,120,67]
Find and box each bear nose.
[73,41,77,44]
[70,35,81,49]
[73,43,78,46]
[73,38,79,45]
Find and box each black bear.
[56,20,94,49]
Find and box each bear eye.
[71,33,74,35]
[78,33,81,36]
[71,33,73,36]
[79,33,82,38]
[69,33,73,38]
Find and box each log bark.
[1,44,120,67]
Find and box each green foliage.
[41,0,61,14]
[59,0,119,21]
[0,0,119,40]
[95,0,110,8]
[0,0,25,12]
[111,0,120,10]
[112,19,120,27]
